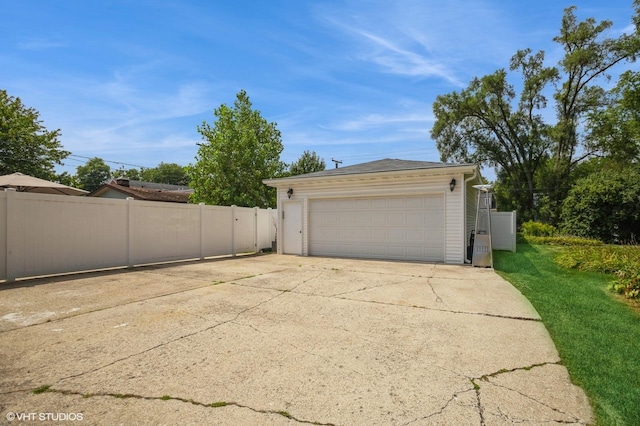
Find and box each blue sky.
[2,1,638,179]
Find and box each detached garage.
[264,159,482,264]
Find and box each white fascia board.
[263,164,480,188]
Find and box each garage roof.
[265,158,476,185]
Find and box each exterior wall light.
[449,178,456,192]
[287,188,294,199]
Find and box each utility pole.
[331,158,342,169]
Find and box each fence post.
[511,210,517,252]
[231,205,236,257]
[199,203,205,260]
[254,207,259,253]
[267,207,273,245]
[127,197,135,268]
[5,188,16,282]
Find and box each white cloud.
[326,111,432,132]
[317,0,526,86]
[348,29,463,85]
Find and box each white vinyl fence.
[490,211,517,252]
[0,189,277,282]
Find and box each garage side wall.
[276,173,467,263]
[445,174,465,264]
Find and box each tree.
[585,70,640,162]
[289,150,326,176]
[431,50,557,222]
[56,171,78,188]
[112,168,141,181]
[76,157,111,192]
[140,162,189,185]
[189,90,286,208]
[0,89,69,179]
[431,5,640,223]
[544,5,640,221]
[560,165,640,243]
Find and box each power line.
[2,153,153,176]
[66,154,147,169]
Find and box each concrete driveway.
[0,255,592,425]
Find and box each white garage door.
[309,195,444,261]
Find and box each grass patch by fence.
[494,241,640,426]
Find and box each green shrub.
[610,268,640,299]
[560,166,640,243]
[555,245,640,299]
[521,220,557,237]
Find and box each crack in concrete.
[472,362,589,425]
[56,287,288,382]
[330,276,417,297]
[30,386,336,425]
[230,276,541,324]
[228,270,324,294]
[221,269,539,323]
[0,278,229,335]
[325,295,542,322]
[56,272,323,384]
[476,361,562,381]
[313,264,435,280]
[481,379,585,424]
[426,278,451,310]
[474,381,486,426]
[402,387,476,425]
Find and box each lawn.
[493,241,640,426]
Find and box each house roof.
[264,158,477,185]
[89,183,191,203]
[111,178,191,192]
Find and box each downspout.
[464,168,479,263]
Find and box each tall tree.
[76,157,111,192]
[189,90,286,208]
[431,5,640,223]
[544,5,640,221]
[289,150,326,176]
[0,89,69,179]
[140,162,189,185]
[585,70,640,162]
[431,50,557,221]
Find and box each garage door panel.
[406,212,424,226]
[405,197,424,209]
[353,229,370,240]
[406,231,426,243]
[388,246,405,257]
[388,212,404,224]
[309,195,444,262]
[371,212,386,226]
[370,229,386,240]
[388,229,405,241]
[339,214,356,226]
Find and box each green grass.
[494,241,640,426]
[32,385,51,394]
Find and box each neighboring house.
[88,178,192,203]
[263,158,482,264]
